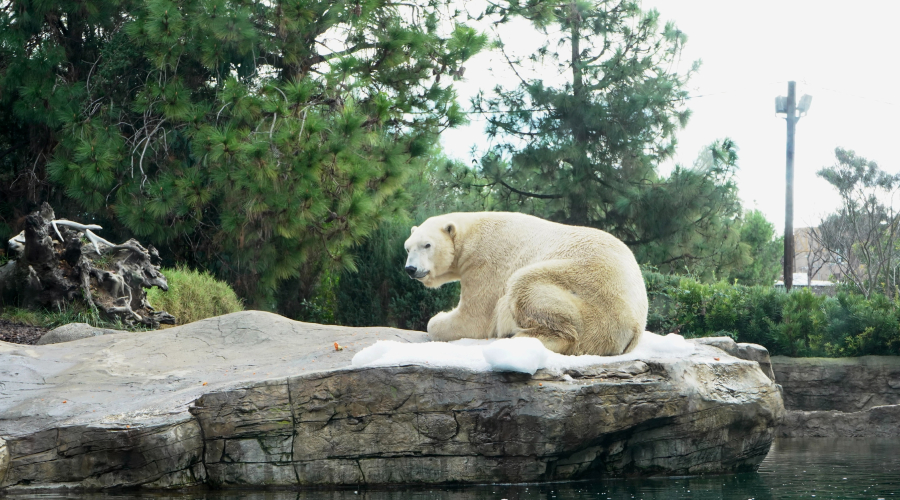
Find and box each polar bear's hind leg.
[496,263,584,354]
[491,292,521,339]
[511,282,582,354]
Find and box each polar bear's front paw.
[427,311,457,340]
[426,311,448,332]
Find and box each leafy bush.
[147,267,243,325]
[643,268,900,357]
[821,293,900,356]
[644,268,682,335]
[644,268,782,342]
[767,289,826,357]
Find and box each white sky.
[440,0,900,234]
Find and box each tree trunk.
[0,203,175,327]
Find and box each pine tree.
[0,0,130,243]
[464,0,746,272]
[0,0,486,307]
[727,210,782,286]
[626,140,747,277]
[473,0,693,226]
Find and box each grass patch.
[147,266,243,325]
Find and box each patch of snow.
[541,331,695,373]
[349,339,492,372]
[482,337,548,374]
[350,331,695,375]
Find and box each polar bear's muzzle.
[405,265,430,280]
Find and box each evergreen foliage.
[629,140,748,276]
[331,157,495,329]
[473,0,693,230]
[0,0,486,308]
[727,209,783,286]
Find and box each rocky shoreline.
[9,311,899,491]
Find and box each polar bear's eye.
[424,243,431,249]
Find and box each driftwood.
[0,203,175,327]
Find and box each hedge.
[645,269,900,357]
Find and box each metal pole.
[784,81,796,292]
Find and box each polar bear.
[403,212,648,356]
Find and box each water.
[4,438,898,500]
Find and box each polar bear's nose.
[405,265,418,277]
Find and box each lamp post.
[776,81,812,292]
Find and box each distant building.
[775,272,835,295]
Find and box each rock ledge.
[0,312,783,490]
[772,355,900,437]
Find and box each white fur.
[404,212,649,356]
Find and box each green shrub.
[670,278,743,338]
[767,288,826,357]
[643,267,900,357]
[289,269,339,325]
[644,268,781,342]
[821,292,900,356]
[643,268,682,335]
[733,285,786,347]
[147,267,244,325]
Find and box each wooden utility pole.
[784,81,797,292]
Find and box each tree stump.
[0,203,175,327]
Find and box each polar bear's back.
[452,211,637,266]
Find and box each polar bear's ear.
[410,225,418,235]
[444,222,456,238]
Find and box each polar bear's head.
[404,216,457,289]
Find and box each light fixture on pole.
[775,81,812,292]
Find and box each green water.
[5,438,899,500]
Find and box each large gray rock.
[691,337,776,380]
[35,323,123,345]
[0,312,783,491]
[772,356,900,437]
